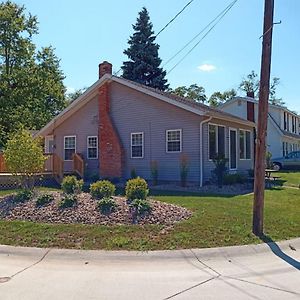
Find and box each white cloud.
[198,64,217,72]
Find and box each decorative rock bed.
[0,192,192,226]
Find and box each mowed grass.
[277,170,300,187]
[0,187,299,250]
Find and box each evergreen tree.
[122,7,168,91]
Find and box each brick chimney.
[99,61,112,79]
[247,91,255,98]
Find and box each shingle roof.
[117,76,254,126]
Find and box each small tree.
[4,129,46,189]
[212,154,228,188]
[150,160,158,185]
[180,154,189,187]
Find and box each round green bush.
[125,177,149,201]
[90,180,116,200]
[36,193,54,207]
[97,197,117,214]
[59,194,77,208]
[129,199,151,216]
[61,176,83,194]
[14,189,33,203]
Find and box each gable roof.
[220,96,300,118]
[36,75,255,137]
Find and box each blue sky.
[17,0,299,112]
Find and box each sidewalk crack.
[10,249,51,279]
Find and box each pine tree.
[122,7,169,91]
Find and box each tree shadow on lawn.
[260,234,300,271]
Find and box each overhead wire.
[166,0,239,75]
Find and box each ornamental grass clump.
[125,177,149,202]
[61,176,83,194]
[90,180,115,200]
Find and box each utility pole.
[253,0,275,236]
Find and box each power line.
[166,0,238,75]
[162,0,237,69]
[156,0,195,37]
[113,0,195,77]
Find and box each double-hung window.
[64,136,76,161]
[209,124,225,159]
[131,132,143,158]
[87,136,98,159]
[239,130,251,159]
[166,129,182,153]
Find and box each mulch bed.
[0,192,192,226]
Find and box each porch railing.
[0,153,6,173]
[73,153,84,178]
[52,153,64,181]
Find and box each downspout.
[200,116,212,187]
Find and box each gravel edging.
[0,192,192,226]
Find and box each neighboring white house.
[219,96,300,158]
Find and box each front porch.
[0,152,85,189]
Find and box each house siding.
[110,82,254,183]
[52,95,99,174]
[110,82,205,183]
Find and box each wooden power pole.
[253,0,275,236]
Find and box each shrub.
[129,199,151,216]
[36,193,54,207]
[61,176,83,194]
[14,189,33,203]
[150,160,158,186]
[125,177,149,201]
[97,197,117,214]
[266,151,273,169]
[180,154,189,187]
[90,180,115,200]
[4,129,46,189]
[212,154,228,188]
[248,169,254,178]
[223,173,247,185]
[59,194,77,208]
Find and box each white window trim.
[131,132,144,159]
[229,128,238,170]
[166,129,182,153]
[239,129,252,160]
[87,136,98,160]
[208,123,226,161]
[64,135,76,161]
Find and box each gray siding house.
[37,61,255,186]
[219,97,300,158]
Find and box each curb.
[0,237,299,261]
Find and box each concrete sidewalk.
[0,238,299,300]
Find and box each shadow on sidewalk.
[260,235,300,271]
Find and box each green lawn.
[277,171,300,187]
[0,187,299,250]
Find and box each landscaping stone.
[0,192,191,226]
